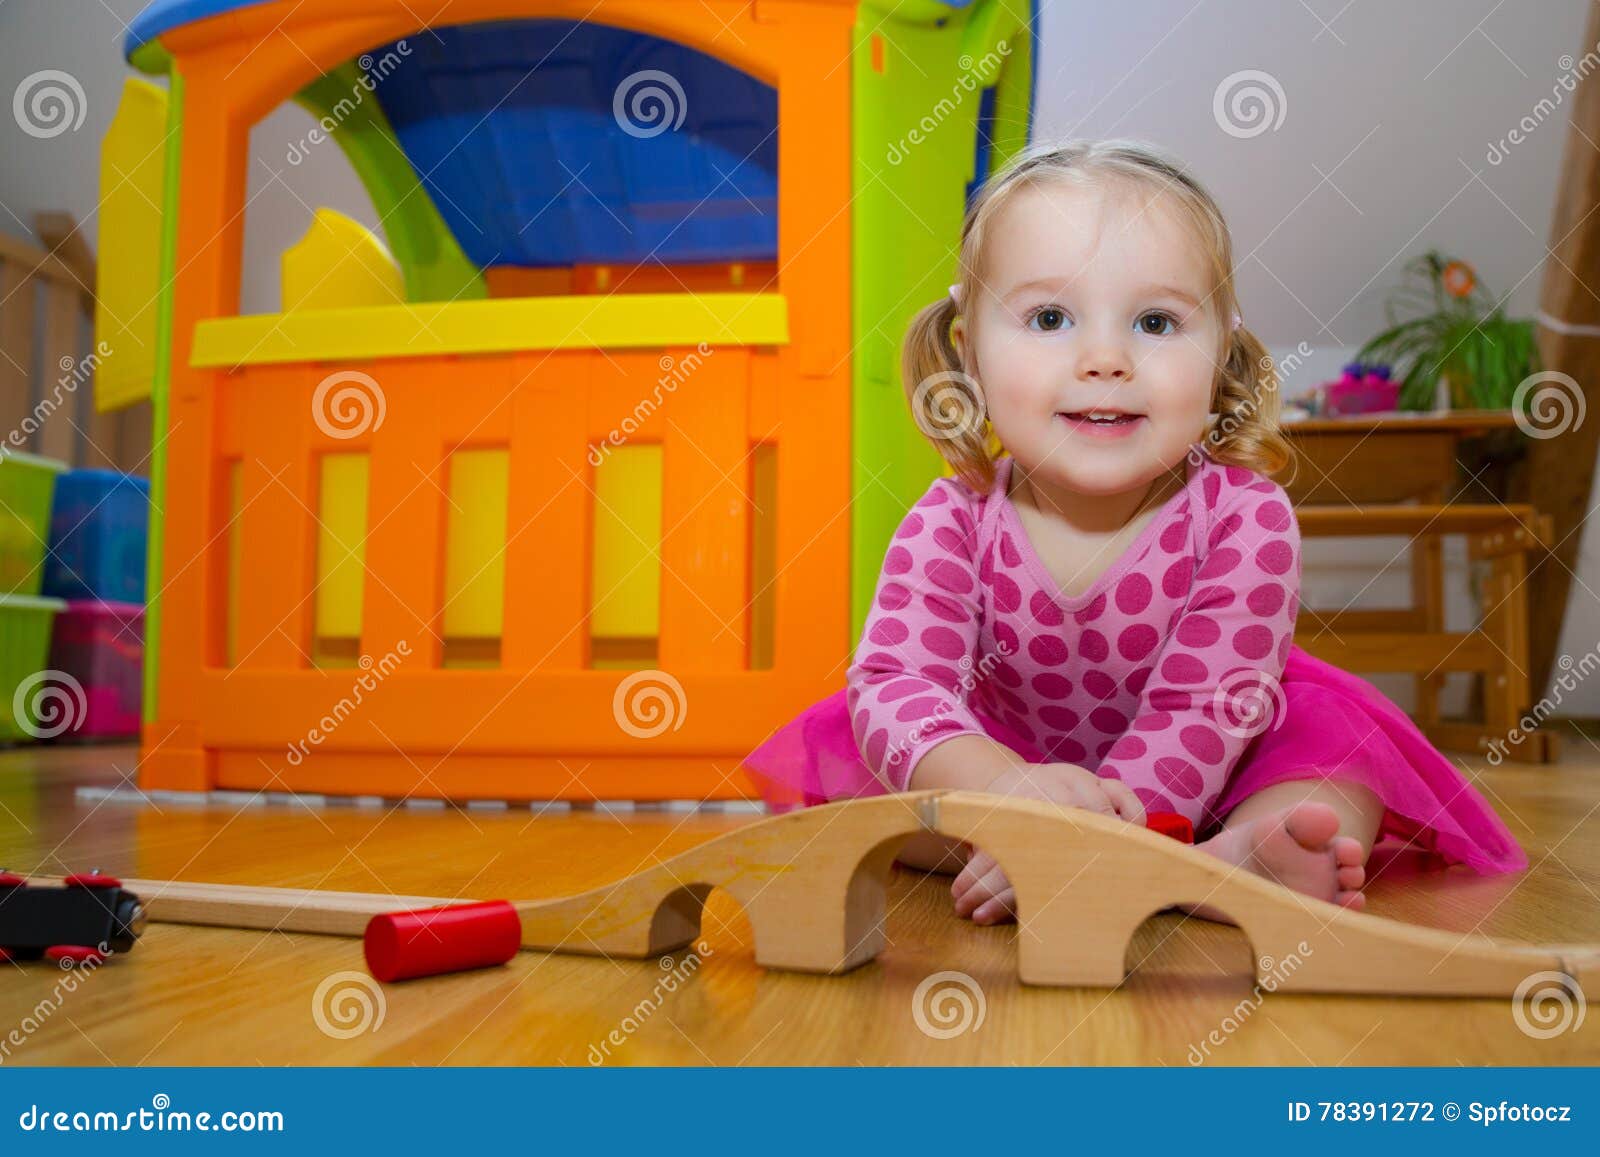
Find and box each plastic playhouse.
[104,0,1037,800]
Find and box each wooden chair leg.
[1412,531,1445,728]
[1482,549,1556,762]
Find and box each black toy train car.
[0,872,144,964]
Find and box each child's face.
[954,179,1225,498]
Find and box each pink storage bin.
[46,599,143,740]
[1322,363,1401,416]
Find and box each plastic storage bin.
[42,469,150,603]
[45,599,144,740]
[0,593,68,743]
[0,451,67,597]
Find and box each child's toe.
[1332,836,1365,867]
[1283,802,1341,851]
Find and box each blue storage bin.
[370,18,778,269]
[42,470,150,604]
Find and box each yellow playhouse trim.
[191,293,790,367]
[95,77,169,410]
[281,208,406,313]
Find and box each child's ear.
[951,316,969,367]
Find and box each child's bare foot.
[1185,801,1367,922]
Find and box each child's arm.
[847,478,993,791]
[894,830,972,874]
[1096,474,1302,831]
[907,733,1027,790]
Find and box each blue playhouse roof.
[125,0,1015,270]
[125,0,978,58]
[126,0,264,56]
[377,19,779,268]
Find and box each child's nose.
[1071,324,1135,381]
[1079,346,1133,380]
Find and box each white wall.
[1031,0,1592,714]
[3,0,1596,710]
[0,0,379,316]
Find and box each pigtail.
[900,294,996,494]
[1205,322,1296,481]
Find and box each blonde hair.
[901,138,1294,494]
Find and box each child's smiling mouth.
[1056,409,1147,437]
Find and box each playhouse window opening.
[440,447,510,669]
[310,452,370,669]
[588,443,662,670]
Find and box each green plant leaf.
[1359,253,1536,410]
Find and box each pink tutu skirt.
[741,644,1528,875]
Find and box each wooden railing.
[0,213,149,472]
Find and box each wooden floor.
[1,740,1597,1065]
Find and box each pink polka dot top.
[845,450,1301,831]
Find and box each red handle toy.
[1145,811,1194,843]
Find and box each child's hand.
[979,762,1147,824]
[952,763,1146,924]
[951,846,1018,924]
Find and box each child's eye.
[1136,311,1180,336]
[1027,306,1070,332]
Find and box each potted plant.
[1357,251,1540,412]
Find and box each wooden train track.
[21,790,1597,996]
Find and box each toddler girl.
[742,138,1527,926]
